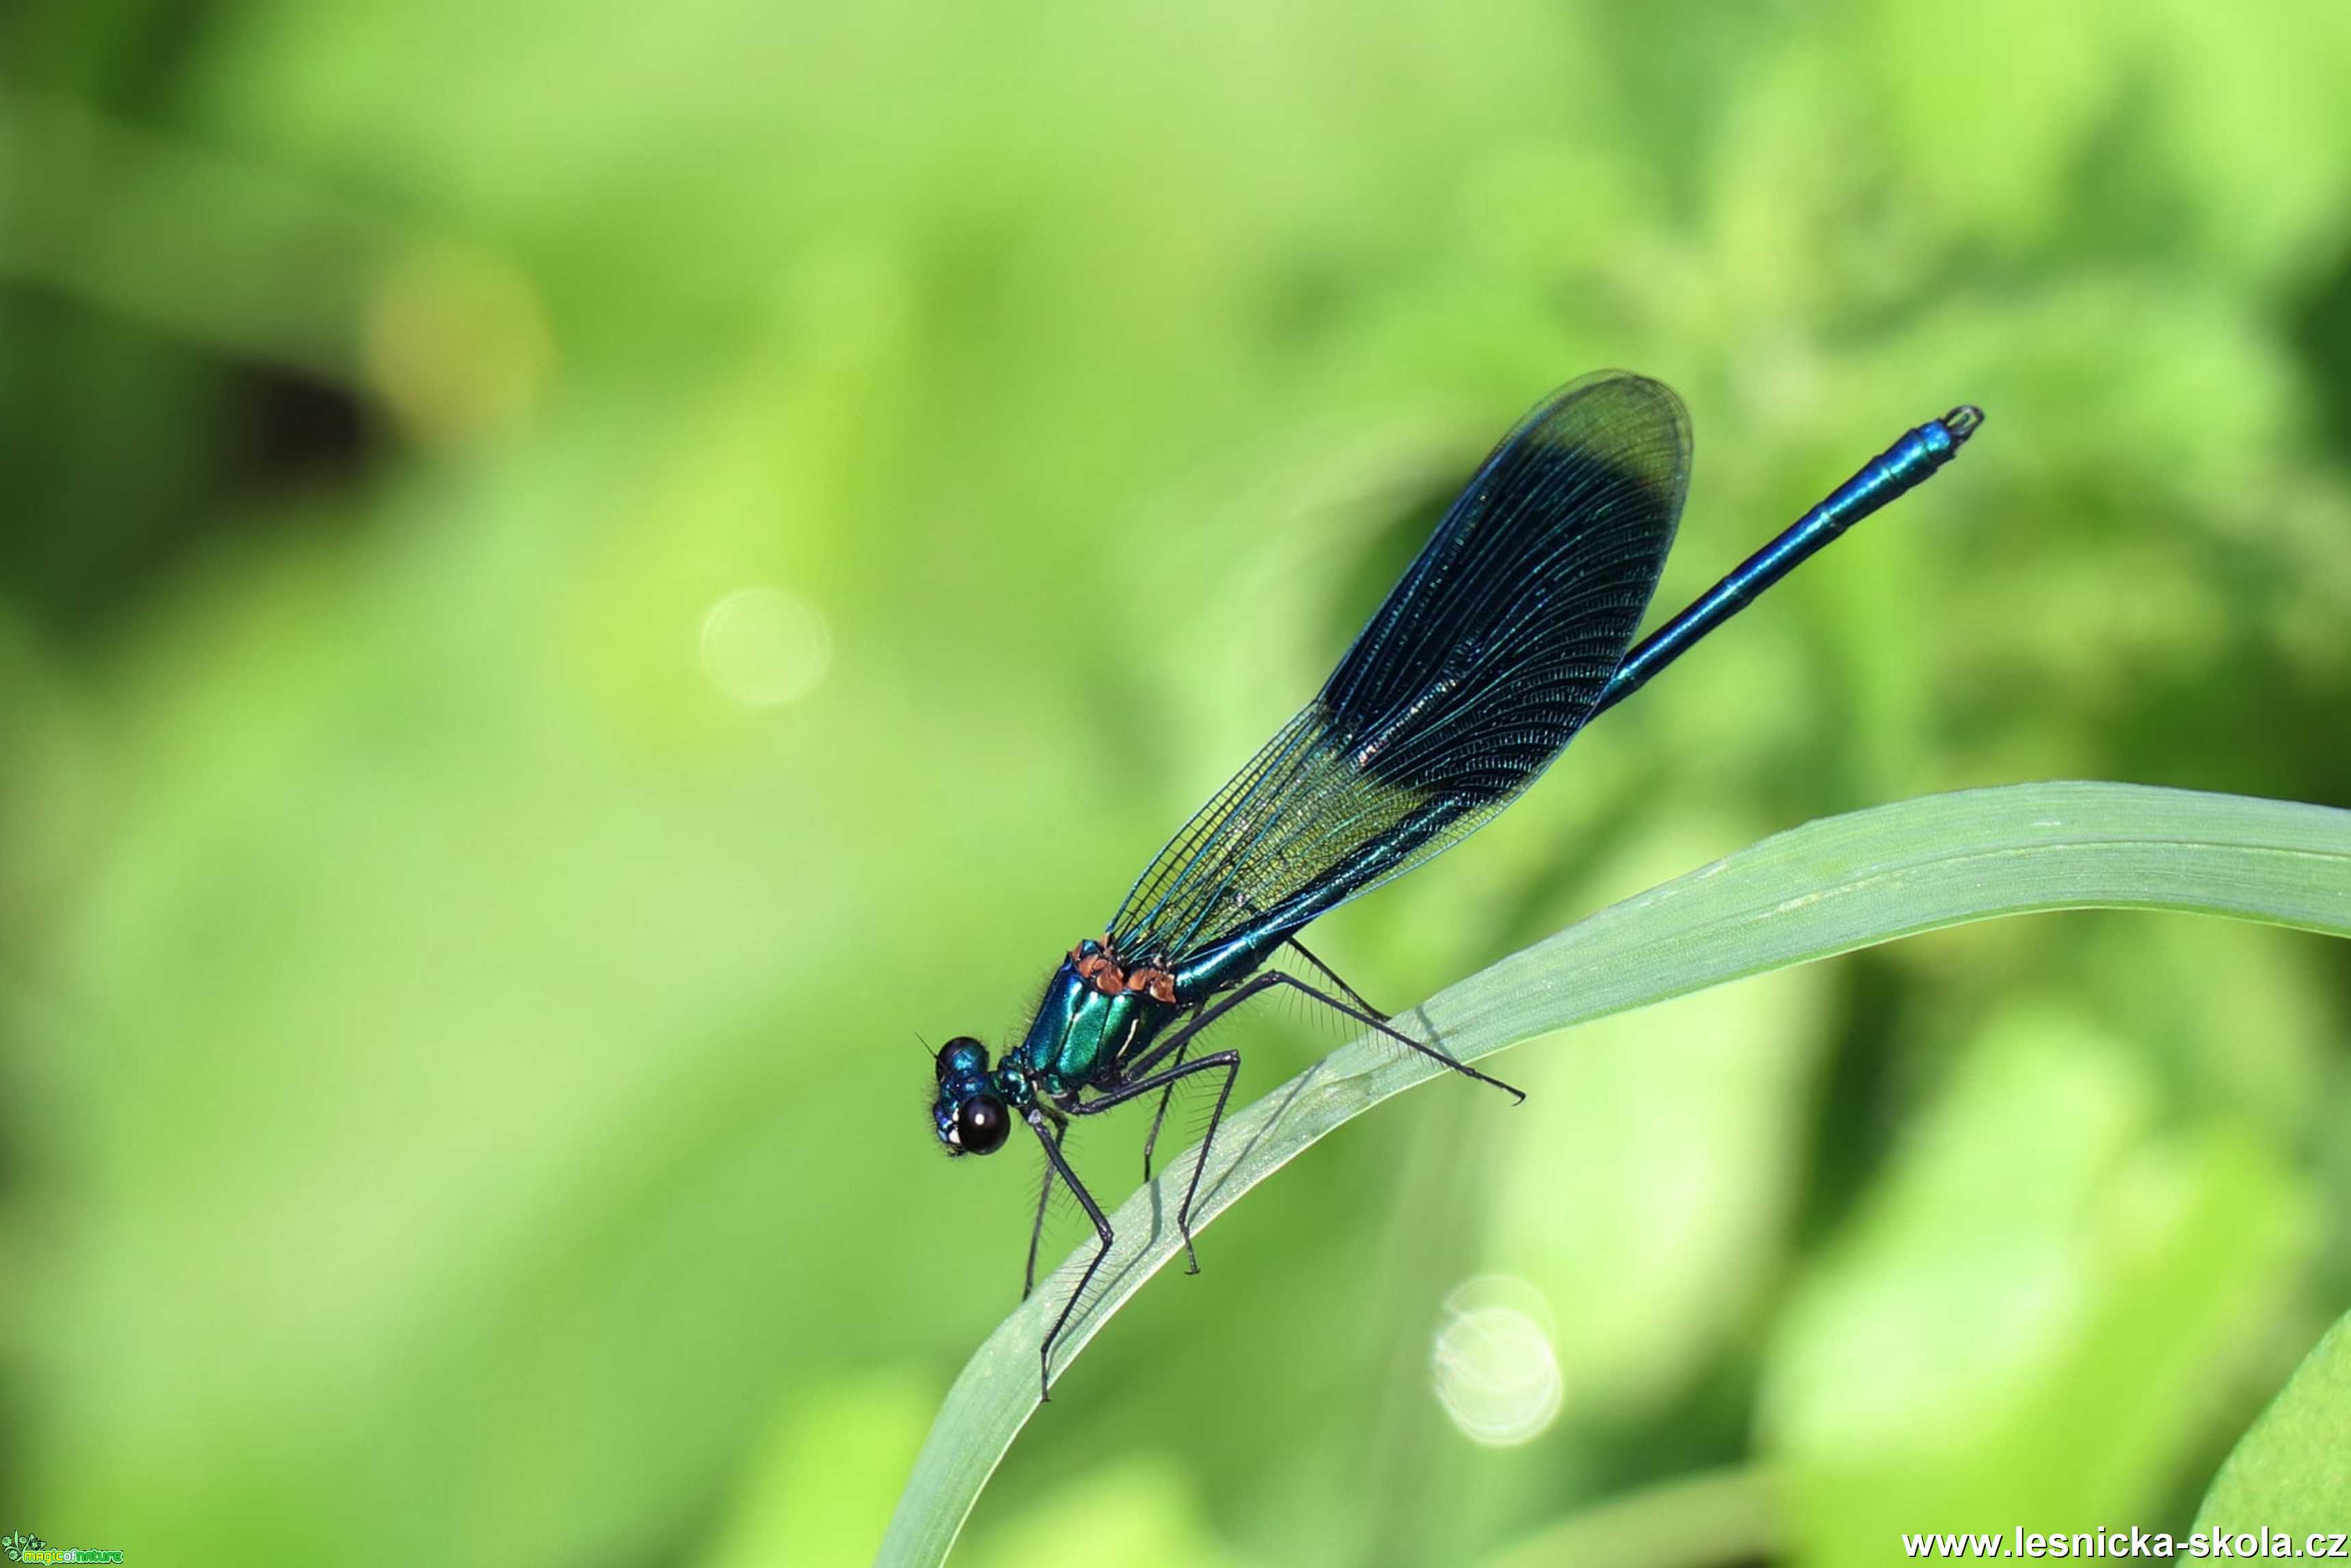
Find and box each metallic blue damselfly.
[927,373,1983,1396]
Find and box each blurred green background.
[5,0,2351,1563]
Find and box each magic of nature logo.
[1,1532,123,1564]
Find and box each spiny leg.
[1027,1107,1113,1402]
[1281,933,1390,1020]
[1139,1000,1207,1183]
[1138,1036,1187,1183]
[1023,1107,1069,1302]
[1284,935,1498,1093]
[1128,968,1524,1103]
[1069,1049,1242,1274]
[1225,895,1390,1021]
[1119,970,1291,1079]
[1271,969,1526,1102]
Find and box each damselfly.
[927,373,1982,1396]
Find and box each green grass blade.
[877,782,2351,1567]
[2194,1306,2351,1534]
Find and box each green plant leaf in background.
[877,781,2351,1567]
[1761,1005,2309,1554]
[10,1,2351,1561]
[2195,1307,2351,1533]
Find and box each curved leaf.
[2195,1307,2351,1533]
[879,782,2351,1567]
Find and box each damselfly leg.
[1026,1108,1113,1400]
[1031,1048,1238,1398]
[1139,1001,1207,1182]
[1022,1106,1069,1301]
[1140,934,1512,1182]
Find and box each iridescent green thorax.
[1013,949,1180,1093]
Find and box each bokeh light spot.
[699,585,833,708]
[1431,1275,1564,1447]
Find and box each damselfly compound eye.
[955,1094,1011,1156]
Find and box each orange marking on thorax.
[1070,940,1177,1003]
[1124,967,1178,1005]
[1071,944,1126,996]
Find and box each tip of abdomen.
[1940,404,1985,444]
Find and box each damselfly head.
[935,1035,989,1082]
[932,1036,1013,1157]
